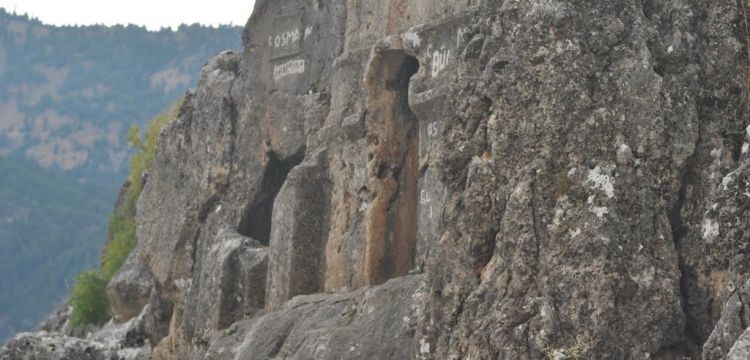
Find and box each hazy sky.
[0,0,256,30]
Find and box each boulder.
[236,275,425,359]
[107,252,154,322]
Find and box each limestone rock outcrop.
[0,332,121,360]
[727,329,750,360]
[703,280,750,360]
[107,252,154,323]
[4,0,750,359]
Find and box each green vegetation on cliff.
[69,271,109,326]
[0,7,240,342]
[70,101,181,326]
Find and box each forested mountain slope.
[0,9,240,343]
[0,157,111,340]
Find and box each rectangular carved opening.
[364,50,420,285]
[238,149,304,245]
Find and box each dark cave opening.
[238,149,305,245]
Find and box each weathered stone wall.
[4,0,750,359]
[415,1,750,358]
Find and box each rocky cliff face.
[4,0,750,359]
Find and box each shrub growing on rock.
[69,271,109,326]
[69,100,181,326]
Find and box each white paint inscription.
[268,28,301,48]
[427,122,441,137]
[457,27,469,47]
[420,190,432,205]
[431,47,451,78]
[273,59,305,81]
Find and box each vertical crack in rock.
[669,149,701,355]
[529,175,543,279]
[238,148,306,245]
[223,91,239,165]
[364,49,420,285]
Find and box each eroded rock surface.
[0,332,120,360]
[703,280,750,360]
[4,0,750,359]
[235,275,425,360]
[107,252,154,322]
[727,328,750,360]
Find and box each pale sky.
[0,0,256,30]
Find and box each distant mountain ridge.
[0,8,241,180]
[0,8,242,344]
